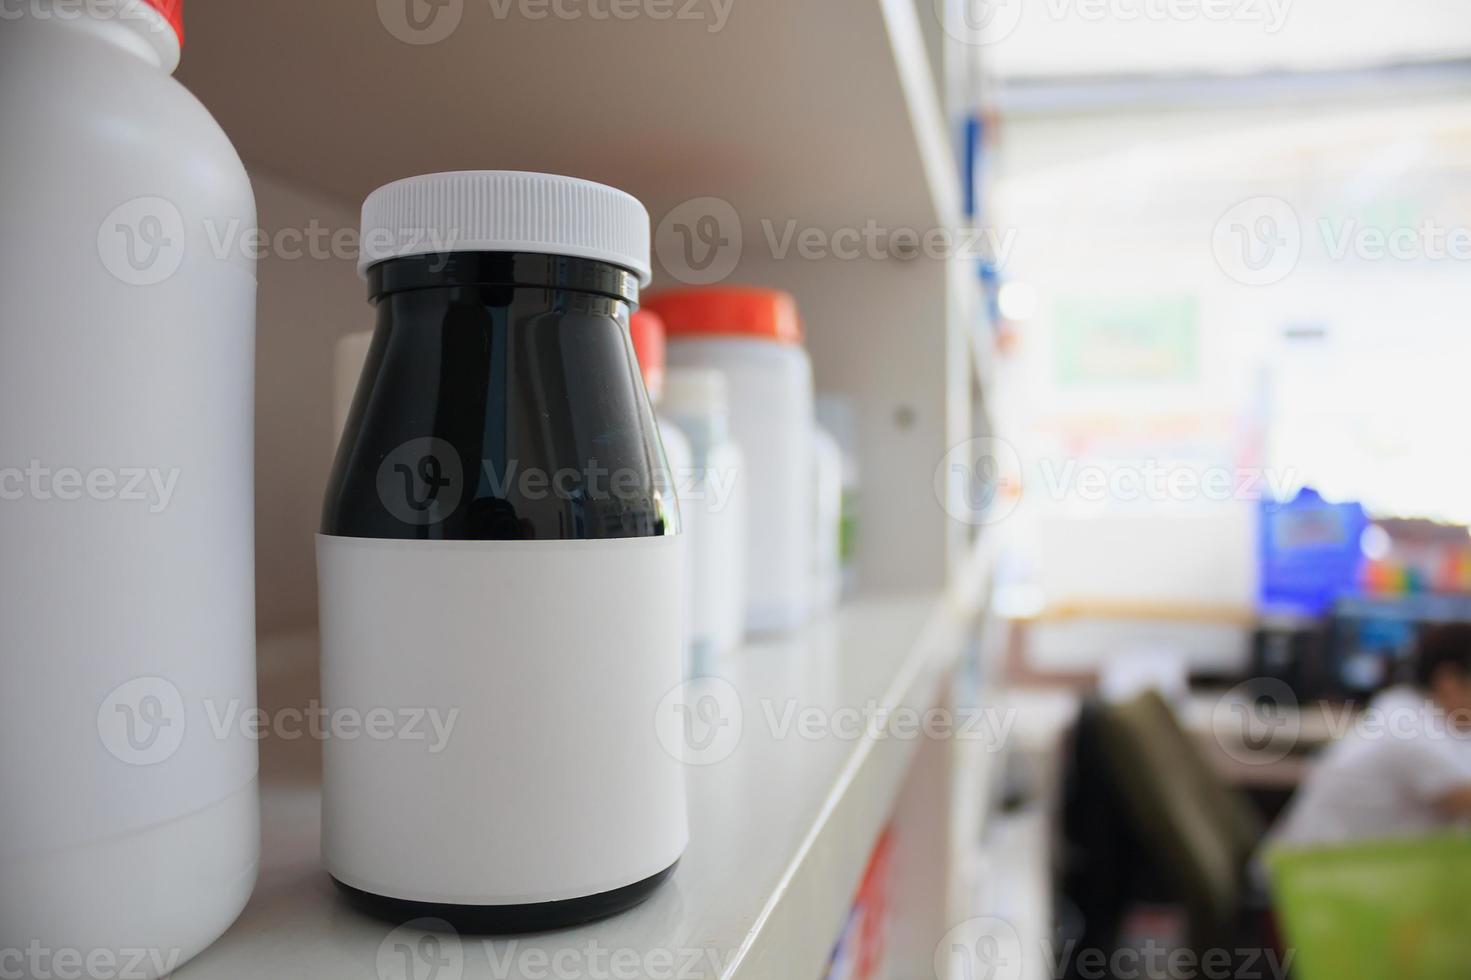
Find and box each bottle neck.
[368,252,641,306]
[27,0,180,73]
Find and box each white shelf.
[180,592,976,980]
[177,0,959,237]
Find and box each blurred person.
[1267,623,1471,850]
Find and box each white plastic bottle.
[647,288,815,634]
[0,2,259,975]
[663,368,748,675]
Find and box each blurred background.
[969,4,1471,978]
[987,2,1471,672]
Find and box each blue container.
[1258,487,1367,616]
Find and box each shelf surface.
[177,0,958,243]
[179,592,971,979]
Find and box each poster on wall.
[1054,293,1199,387]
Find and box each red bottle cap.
[144,0,184,46]
[643,286,803,346]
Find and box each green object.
[838,488,859,566]
[1268,833,1471,980]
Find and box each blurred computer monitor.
[1325,595,1471,700]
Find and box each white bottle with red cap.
[644,288,815,634]
[0,2,259,975]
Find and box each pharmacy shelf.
[179,592,976,980]
[178,0,973,596]
[178,0,960,239]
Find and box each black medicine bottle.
[317,172,688,934]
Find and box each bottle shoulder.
[325,298,677,542]
[1,21,254,220]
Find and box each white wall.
[989,95,1471,665]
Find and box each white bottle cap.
[358,171,652,284]
[662,367,729,420]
